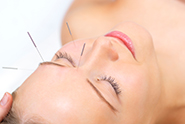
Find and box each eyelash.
[55,52,76,66]
[55,53,121,95]
[98,76,121,95]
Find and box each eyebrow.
[86,79,117,113]
[40,62,118,112]
[40,61,66,67]
[26,115,51,124]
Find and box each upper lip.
[105,31,135,59]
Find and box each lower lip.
[105,31,135,58]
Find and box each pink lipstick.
[105,31,135,58]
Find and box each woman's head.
[2,22,162,124]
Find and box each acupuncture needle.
[27,32,44,62]
[77,43,86,69]
[2,67,33,71]
[66,22,76,47]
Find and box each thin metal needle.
[77,43,86,68]
[66,22,76,47]
[2,67,33,71]
[27,32,44,62]
[2,67,18,70]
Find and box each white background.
[0,0,73,98]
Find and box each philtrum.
[27,32,44,62]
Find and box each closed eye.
[55,52,76,67]
[98,76,121,95]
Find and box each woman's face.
[14,22,162,124]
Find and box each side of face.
[14,22,162,124]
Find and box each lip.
[105,31,135,58]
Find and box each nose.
[81,37,119,67]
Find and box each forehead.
[14,64,117,123]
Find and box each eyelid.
[87,79,118,112]
[97,76,121,95]
[55,52,76,67]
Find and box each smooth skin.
[61,0,185,123]
[1,0,185,123]
[14,22,162,124]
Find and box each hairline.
[11,90,51,124]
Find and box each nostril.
[93,37,119,61]
[109,47,119,61]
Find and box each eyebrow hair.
[40,61,66,67]
[86,79,117,113]
[25,115,51,124]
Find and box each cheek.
[121,70,149,107]
[116,68,151,122]
[116,63,161,123]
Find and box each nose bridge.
[84,37,119,66]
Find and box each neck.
[114,0,185,123]
[119,0,185,123]
[155,63,185,124]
